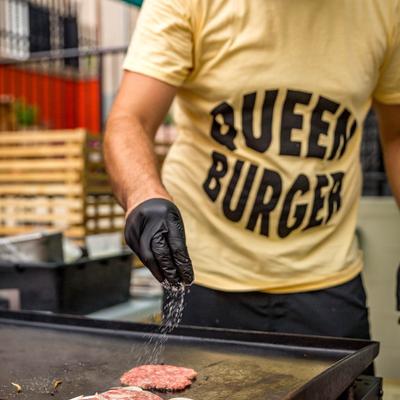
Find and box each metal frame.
[0,46,127,132]
[0,46,128,65]
[0,310,380,400]
[0,0,96,58]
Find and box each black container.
[0,297,8,310]
[0,251,133,314]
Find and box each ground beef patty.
[120,365,197,391]
[97,388,162,400]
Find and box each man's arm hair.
[104,71,177,215]
[373,101,400,208]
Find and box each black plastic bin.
[0,297,8,310]
[0,251,133,314]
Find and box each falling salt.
[137,281,187,364]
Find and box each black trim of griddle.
[0,311,380,400]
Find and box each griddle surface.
[0,313,378,400]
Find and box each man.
[104,0,400,340]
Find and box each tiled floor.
[383,380,400,400]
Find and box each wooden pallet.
[0,129,125,243]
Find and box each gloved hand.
[124,198,194,285]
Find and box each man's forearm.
[103,115,171,214]
[373,101,400,208]
[383,137,400,208]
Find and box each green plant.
[164,113,174,126]
[15,101,39,127]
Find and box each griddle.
[0,311,379,400]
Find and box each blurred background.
[0,0,398,396]
[0,0,173,237]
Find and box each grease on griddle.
[11,382,22,393]
[50,379,63,396]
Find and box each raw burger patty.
[98,388,162,400]
[120,365,198,391]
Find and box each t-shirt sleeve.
[373,6,400,104]
[122,0,193,87]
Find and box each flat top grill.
[0,311,379,400]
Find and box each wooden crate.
[85,136,126,239]
[0,129,125,243]
[0,96,16,131]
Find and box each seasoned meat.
[98,387,162,400]
[70,387,162,400]
[120,365,197,391]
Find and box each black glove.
[124,198,194,285]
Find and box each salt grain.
[137,281,186,364]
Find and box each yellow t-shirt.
[123,0,400,293]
